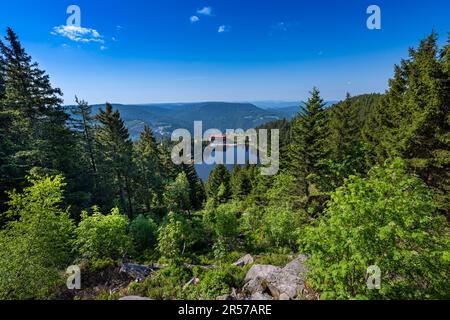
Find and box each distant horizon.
[63,98,347,107]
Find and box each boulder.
[119,296,153,300]
[242,256,309,300]
[244,265,281,283]
[248,292,273,301]
[119,263,152,282]
[233,254,254,267]
[283,255,308,278]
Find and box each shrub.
[299,159,450,299]
[164,172,191,212]
[129,214,158,253]
[75,207,133,261]
[240,205,265,249]
[263,206,303,249]
[0,174,75,300]
[203,202,241,253]
[157,212,194,263]
[193,265,247,300]
[128,265,192,300]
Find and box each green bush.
[203,202,241,253]
[0,174,75,300]
[193,265,247,300]
[263,206,303,249]
[129,214,158,253]
[240,205,265,250]
[164,172,191,212]
[157,212,194,263]
[75,207,133,261]
[128,265,192,300]
[299,159,450,299]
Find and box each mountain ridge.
[67,101,337,139]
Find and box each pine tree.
[133,125,163,212]
[206,165,231,204]
[364,32,450,216]
[183,163,206,211]
[71,97,98,179]
[96,103,135,217]
[230,165,251,200]
[0,28,78,211]
[158,139,179,183]
[324,93,367,189]
[288,87,328,200]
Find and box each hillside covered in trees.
[0,28,449,300]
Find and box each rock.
[283,255,308,278]
[249,292,273,301]
[233,254,254,267]
[119,296,153,300]
[244,265,281,283]
[265,269,304,300]
[217,294,231,301]
[119,263,152,282]
[241,256,309,301]
[183,277,200,290]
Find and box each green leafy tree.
[75,207,133,261]
[0,174,74,300]
[164,172,191,213]
[203,202,240,253]
[299,159,450,299]
[157,212,193,263]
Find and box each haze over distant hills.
[69,101,337,139]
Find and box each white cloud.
[52,25,104,43]
[218,25,231,33]
[197,6,212,16]
[190,16,200,23]
[100,46,108,51]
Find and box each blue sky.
[0,0,449,105]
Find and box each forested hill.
[67,102,294,139]
[67,101,342,140]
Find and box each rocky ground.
[65,254,318,301]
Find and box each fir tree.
[288,87,328,200]
[183,163,206,211]
[133,125,163,212]
[206,165,231,204]
[0,28,78,210]
[230,165,251,200]
[324,93,368,189]
[96,103,135,217]
[364,32,450,216]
